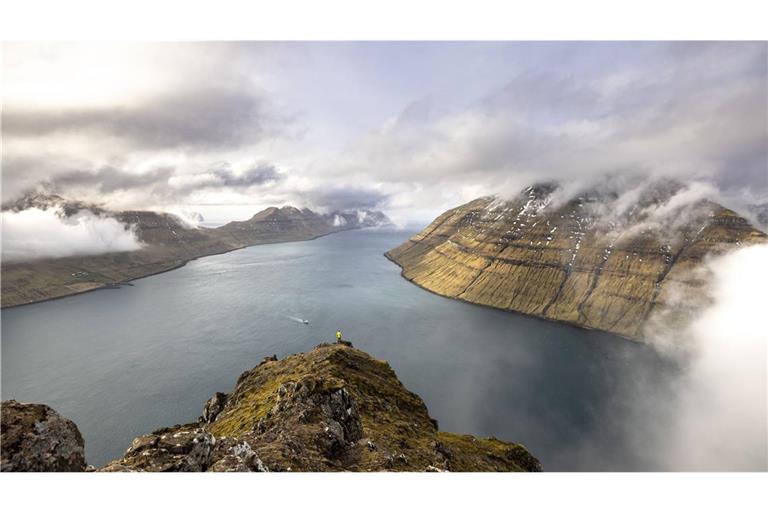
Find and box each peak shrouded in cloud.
[2,42,766,226]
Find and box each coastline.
[382,250,641,344]
[1,228,360,310]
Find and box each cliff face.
[1,197,391,307]
[1,343,540,472]
[386,181,767,340]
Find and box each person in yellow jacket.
[336,330,342,342]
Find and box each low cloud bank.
[1,207,143,262]
[559,243,767,471]
[647,244,768,470]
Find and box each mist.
[1,207,143,262]
[564,244,768,471]
[649,244,768,470]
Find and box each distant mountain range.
[386,180,767,341]
[1,193,392,307]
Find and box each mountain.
[1,195,391,308]
[217,205,390,244]
[1,341,541,472]
[386,181,767,340]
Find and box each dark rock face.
[1,400,86,472]
[200,392,228,424]
[259,380,364,460]
[387,181,767,340]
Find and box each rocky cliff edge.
[1,342,540,472]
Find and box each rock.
[255,377,364,461]
[208,439,268,472]
[101,426,215,472]
[200,392,228,424]
[103,343,541,472]
[506,445,543,472]
[385,453,409,468]
[1,399,87,472]
[324,421,345,446]
[260,355,278,365]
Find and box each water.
[1,229,678,470]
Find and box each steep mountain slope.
[386,181,766,340]
[2,342,541,472]
[1,195,391,307]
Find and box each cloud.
[301,186,390,211]
[329,42,767,217]
[48,166,176,194]
[553,243,768,471]
[3,86,275,151]
[605,180,720,242]
[1,207,143,262]
[647,244,768,470]
[3,161,287,211]
[208,162,283,188]
[2,42,765,224]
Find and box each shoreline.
[1,228,359,311]
[382,250,641,344]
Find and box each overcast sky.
[2,41,766,225]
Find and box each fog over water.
[1,228,727,470]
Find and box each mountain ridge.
[386,180,767,341]
[1,194,392,308]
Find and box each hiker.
[336,330,342,342]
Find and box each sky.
[2,41,767,226]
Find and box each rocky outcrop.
[1,196,391,308]
[1,400,87,472]
[387,181,767,340]
[1,343,540,472]
[106,342,539,472]
[200,392,228,424]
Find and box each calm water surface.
[1,229,678,470]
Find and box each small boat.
[303,319,310,325]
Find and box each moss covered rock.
[106,342,540,472]
[1,400,87,472]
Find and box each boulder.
[1,400,86,472]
